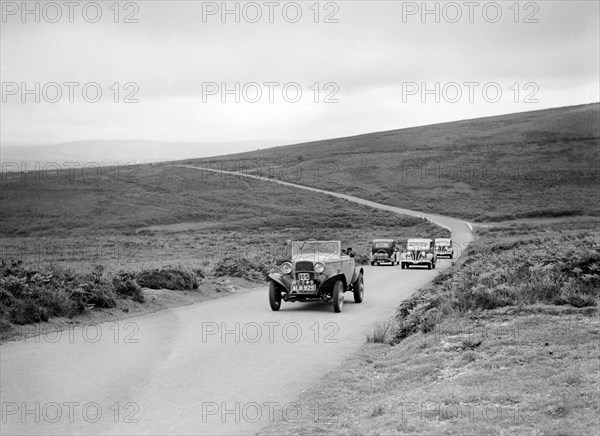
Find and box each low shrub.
[353,252,371,265]
[113,272,145,303]
[0,261,117,326]
[212,256,268,282]
[392,230,599,344]
[136,267,199,290]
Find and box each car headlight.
[314,262,325,274]
[281,262,292,275]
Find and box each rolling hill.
[188,103,600,221]
[1,103,597,273]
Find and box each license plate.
[298,273,310,281]
[292,284,316,293]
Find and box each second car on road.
[400,238,437,269]
[370,239,400,266]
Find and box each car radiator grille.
[294,261,314,272]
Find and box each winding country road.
[0,167,473,435]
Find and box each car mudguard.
[268,273,291,292]
[351,267,364,284]
[320,273,347,292]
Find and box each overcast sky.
[1,0,599,149]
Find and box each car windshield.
[291,241,341,261]
[373,242,392,249]
[407,241,430,250]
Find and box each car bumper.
[283,293,322,302]
[372,257,394,263]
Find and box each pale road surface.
[0,167,473,435]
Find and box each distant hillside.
[188,104,600,221]
[0,139,290,169]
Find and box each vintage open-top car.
[268,241,364,313]
[400,238,437,269]
[370,239,399,266]
[434,238,454,259]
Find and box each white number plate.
[292,284,316,293]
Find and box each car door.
[428,241,436,261]
[339,256,354,285]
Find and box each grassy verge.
[259,217,600,435]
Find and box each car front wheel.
[333,280,344,313]
[353,274,364,303]
[269,281,282,311]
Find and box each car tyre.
[353,274,364,303]
[333,280,344,313]
[269,281,282,311]
[427,263,432,270]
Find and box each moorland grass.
[391,220,599,343]
[188,104,600,221]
